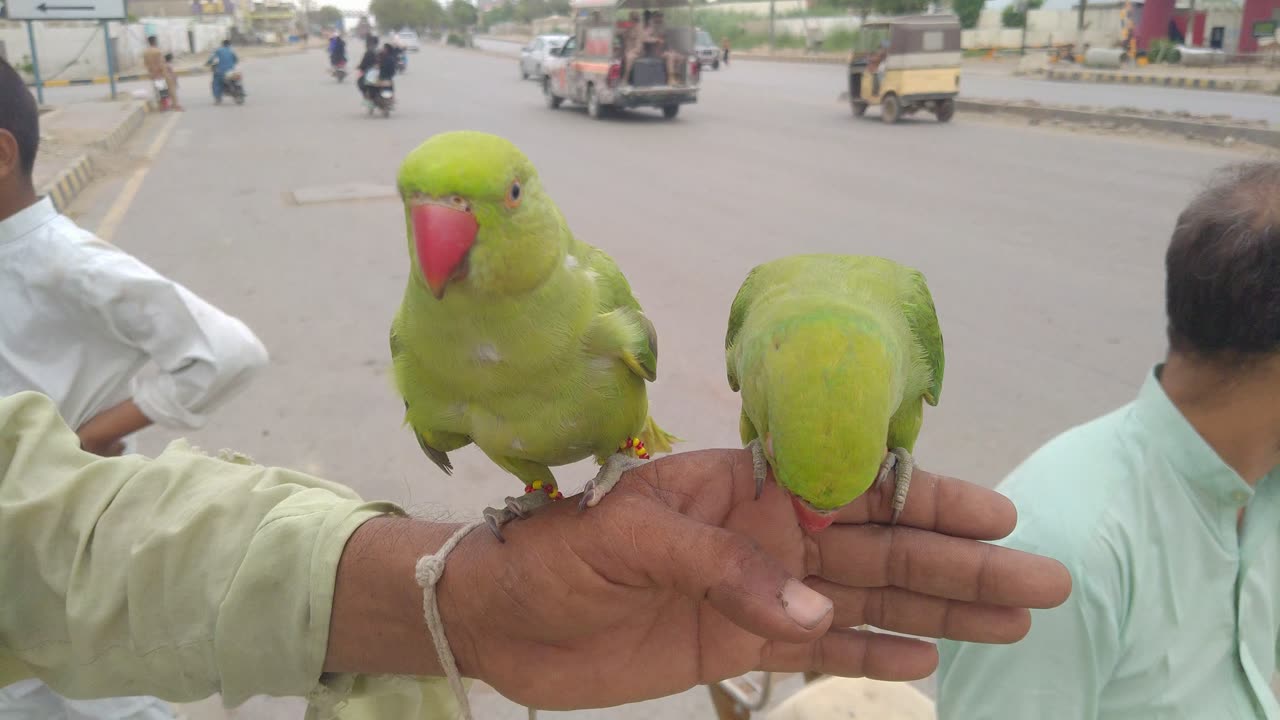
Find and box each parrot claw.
[747,438,768,500]
[484,492,555,542]
[878,447,915,526]
[580,453,648,510]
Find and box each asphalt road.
[65,44,1257,719]
[476,36,1280,125]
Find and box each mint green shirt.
[0,392,459,720]
[938,366,1280,719]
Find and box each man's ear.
[0,130,19,183]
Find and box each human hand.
[78,434,126,457]
[431,448,1071,710]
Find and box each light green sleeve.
[0,391,457,720]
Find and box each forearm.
[324,517,482,680]
[77,398,152,450]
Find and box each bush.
[1147,38,1181,63]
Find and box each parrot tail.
[639,416,681,456]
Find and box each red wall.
[1241,0,1280,52]
[1171,11,1206,46]
[1136,0,1175,51]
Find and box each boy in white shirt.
[0,58,269,718]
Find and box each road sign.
[4,0,126,20]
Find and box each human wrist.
[324,516,487,680]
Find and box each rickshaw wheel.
[881,93,900,124]
[851,100,868,117]
[587,85,604,119]
[662,104,680,119]
[936,98,956,123]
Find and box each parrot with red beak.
[724,255,945,533]
[390,131,677,541]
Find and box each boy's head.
[222,39,231,47]
[148,35,159,46]
[1165,162,1280,370]
[0,58,39,198]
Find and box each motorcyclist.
[378,41,399,88]
[330,32,347,70]
[356,34,380,102]
[207,39,239,104]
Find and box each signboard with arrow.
[4,0,125,20]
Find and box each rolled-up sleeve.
[76,246,269,430]
[0,391,399,709]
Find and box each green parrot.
[724,254,944,533]
[390,131,677,541]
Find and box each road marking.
[97,111,182,243]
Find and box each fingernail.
[780,578,832,629]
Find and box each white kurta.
[0,197,269,719]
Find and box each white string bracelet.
[414,519,486,720]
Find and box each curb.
[42,154,96,213]
[39,99,155,211]
[1042,68,1278,94]
[956,98,1280,148]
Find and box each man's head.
[222,39,231,47]
[147,35,159,47]
[0,58,39,196]
[1166,162,1280,368]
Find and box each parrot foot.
[875,448,915,526]
[580,453,648,510]
[483,490,554,543]
[746,438,768,500]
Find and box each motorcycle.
[152,78,171,111]
[331,59,348,82]
[361,69,394,117]
[220,69,246,105]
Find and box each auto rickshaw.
[848,14,961,124]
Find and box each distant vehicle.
[693,28,719,70]
[847,14,960,124]
[542,0,700,121]
[520,34,570,80]
[396,29,422,51]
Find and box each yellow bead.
[532,480,543,490]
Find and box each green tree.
[448,0,478,28]
[1000,0,1042,28]
[312,4,345,27]
[370,0,444,30]
[952,0,984,28]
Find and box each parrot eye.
[505,180,523,210]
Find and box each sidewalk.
[30,43,309,89]
[33,99,150,212]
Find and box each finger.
[759,628,939,681]
[834,467,1016,541]
[812,524,1072,609]
[644,508,833,643]
[807,579,1033,644]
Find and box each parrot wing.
[900,268,945,406]
[583,246,658,382]
[390,327,473,475]
[724,264,765,393]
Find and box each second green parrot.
[724,254,944,532]
[390,131,677,541]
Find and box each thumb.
[646,511,834,643]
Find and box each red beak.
[412,203,478,299]
[790,495,836,534]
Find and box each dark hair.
[1166,162,1280,363]
[147,35,159,45]
[0,58,39,179]
[222,39,231,46]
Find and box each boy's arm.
[78,246,269,431]
[77,398,150,456]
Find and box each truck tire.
[544,78,562,109]
[935,98,955,123]
[881,93,900,124]
[662,104,679,119]
[587,84,604,119]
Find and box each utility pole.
[1186,0,1196,47]
[1020,0,1028,54]
[1076,0,1086,59]
[768,0,775,53]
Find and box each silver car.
[520,34,569,80]
[694,29,720,70]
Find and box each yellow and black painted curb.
[39,100,157,212]
[1044,68,1258,92]
[42,154,95,213]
